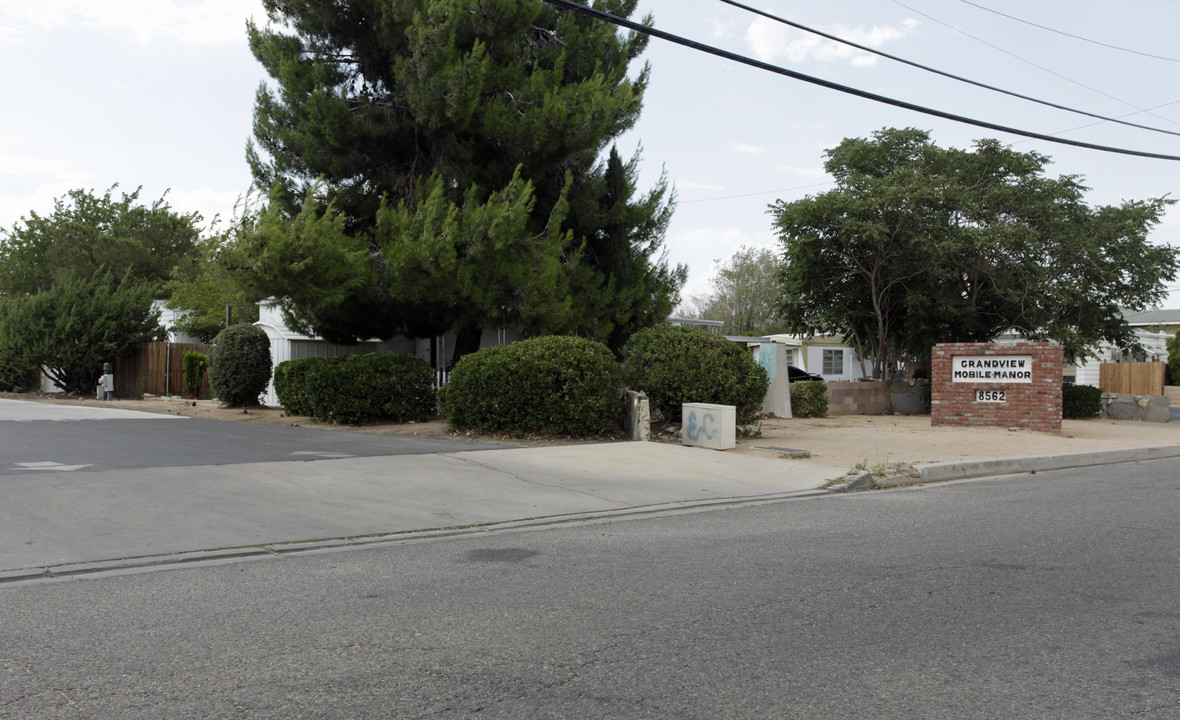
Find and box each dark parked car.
[786,365,825,383]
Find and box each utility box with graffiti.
[681,403,736,450]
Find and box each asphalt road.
[0,410,504,475]
[1,461,1177,719]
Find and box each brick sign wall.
[931,342,1063,432]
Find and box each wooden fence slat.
[113,342,211,399]
[1098,362,1165,396]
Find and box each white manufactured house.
[763,334,870,382]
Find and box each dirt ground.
[5,392,1178,473]
[733,413,1180,471]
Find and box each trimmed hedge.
[790,380,829,418]
[274,353,435,425]
[619,325,768,424]
[273,356,331,417]
[438,336,621,436]
[209,323,272,407]
[182,350,207,398]
[1062,383,1102,419]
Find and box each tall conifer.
[243,0,684,360]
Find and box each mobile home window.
[822,349,843,375]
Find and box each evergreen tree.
[244,0,683,360]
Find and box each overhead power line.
[957,0,1180,63]
[715,0,1180,139]
[889,0,1180,128]
[680,182,835,204]
[539,0,1180,161]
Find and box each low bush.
[209,323,272,407]
[274,353,435,424]
[1062,383,1102,419]
[619,325,768,424]
[791,380,829,418]
[438,336,621,436]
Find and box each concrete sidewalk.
[0,441,843,581]
[4,397,1179,583]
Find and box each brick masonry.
[931,342,1063,432]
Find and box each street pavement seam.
[0,488,831,586]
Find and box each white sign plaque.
[952,355,1033,383]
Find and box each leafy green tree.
[0,270,161,393]
[0,186,201,299]
[772,128,1178,374]
[682,246,785,336]
[164,210,262,343]
[244,0,683,361]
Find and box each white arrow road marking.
[288,451,355,459]
[13,462,94,471]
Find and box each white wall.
[802,344,867,382]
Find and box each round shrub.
[619,325,768,424]
[438,336,621,436]
[1062,383,1102,419]
[790,380,829,418]
[209,323,272,407]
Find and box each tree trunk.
[450,324,483,369]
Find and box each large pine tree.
[241,0,684,359]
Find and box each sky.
[2,0,1179,308]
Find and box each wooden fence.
[113,342,211,398]
[1098,361,1166,396]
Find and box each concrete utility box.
[681,403,736,450]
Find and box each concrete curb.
[915,444,1180,483]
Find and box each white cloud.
[746,17,919,67]
[0,152,90,181]
[0,24,24,44]
[1,0,266,44]
[776,164,827,179]
[707,17,732,41]
[734,144,766,155]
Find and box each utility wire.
[1014,99,1180,146]
[680,182,834,204]
[715,0,1180,138]
[540,0,1180,161]
[889,0,1180,128]
[957,0,1180,63]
